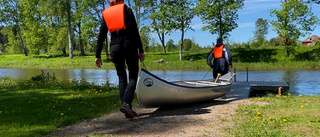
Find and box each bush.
[0,76,15,86]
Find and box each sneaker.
[120,104,134,118]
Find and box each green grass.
[1,46,320,70]
[0,54,115,69]
[0,75,122,137]
[226,94,320,137]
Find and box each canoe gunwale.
[139,69,231,89]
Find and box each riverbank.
[1,72,319,137]
[1,47,320,70]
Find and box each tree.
[21,0,47,55]
[140,26,151,52]
[269,38,281,46]
[190,37,201,51]
[58,0,75,59]
[270,0,319,56]
[170,0,195,60]
[145,0,175,54]
[0,26,9,54]
[74,0,86,55]
[126,0,149,29]
[0,0,28,56]
[307,0,320,4]
[166,39,176,52]
[196,0,244,39]
[253,18,269,47]
[43,0,68,55]
[85,0,111,59]
[179,39,193,51]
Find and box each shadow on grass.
[232,48,277,63]
[33,53,96,59]
[33,54,69,59]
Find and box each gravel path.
[46,98,268,137]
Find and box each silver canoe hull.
[136,69,232,108]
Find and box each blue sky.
[150,0,320,47]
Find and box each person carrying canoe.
[95,0,145,118]
[207,38,232,79]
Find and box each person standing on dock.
[207,38,232,78]
[95,0,145,118]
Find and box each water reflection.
[0,68,319,95]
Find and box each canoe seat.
[184,81,222,86]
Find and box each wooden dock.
[220,81,289,101]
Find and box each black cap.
[217,38,223,44]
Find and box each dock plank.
[221,81,289,100]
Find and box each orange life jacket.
[213,45,224,58]
[103,3,126,33]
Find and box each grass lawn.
[227,94,320,137]
[1,45,320,70]
[0,75,123,137]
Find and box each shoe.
[120,104,134,118]
[131,109,137,116]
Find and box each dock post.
[246,67,248,82]
[278,87,282,96]
[234,67,236,81]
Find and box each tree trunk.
[67,1,73,59]
[62,48,67,55]
[105,35,109,59]
[18,31,28,56]
[179,19,185,60]
[78,23,85,55]
[179,31,184,60]
[161,33,166,54]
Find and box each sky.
[150,0,320,47]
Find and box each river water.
[0,68,319,95]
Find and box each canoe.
[136,69,233,108]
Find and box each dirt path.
[46,98,268,137]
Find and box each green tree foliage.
[253,18,269,47]
[181,39,192,51]
[177,38,200,52]
[270,0,319,56]
[145,0,175,54]
[60,0,74,59]
[84,0,111,58]
[21,0,47,55]
[0,26,8,54]
[0,0,28,56]
[126,0,149,29]
[269,38,281,47]
[166,39,176,52]
[169,0,195,60]
[307,0,320,4]
[140,26,151,52]
[0,26,23,54]
[196,0,244,39]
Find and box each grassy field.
[0,73,127,137]
[0,46,320,70]
[227,94,320,137]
